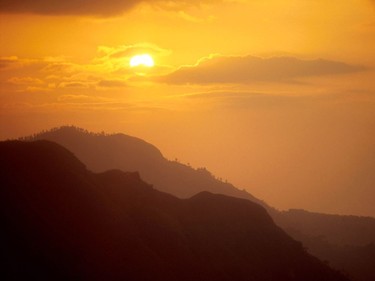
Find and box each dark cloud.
[0,0,220,16]
[158,55,366,84]
[0,0,141,16]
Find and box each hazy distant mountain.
[280,224,375,281]
[275,209,375,247]
[0,140,350,281]
[25,126,375,280]
[274,210,375,281]
[25,126,265,204]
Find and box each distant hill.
[280,224,375,281]
[25,126,265,204]
[0,140,350,281]
[25,126,375,281]
[274,210,375,281]
[275,209,375,246]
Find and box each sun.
[129,54,154,68]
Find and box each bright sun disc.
[129,54,154,68]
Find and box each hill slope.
[25,126,375,280]
[26,126,264,203]
[0,140,349,281]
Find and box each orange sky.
[1,0,375,217]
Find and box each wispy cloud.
[156,55,366,85]
[176,88,375,111]
[0,43,169,92]
[8,76,44,85]
[97,79,127,88]
[0,56,20,69]
[98,43,170,60]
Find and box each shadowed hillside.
[25,126,375,281]
[0,140,350,281]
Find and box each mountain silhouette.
[275,209,375,246]
[0,140,350,281]
[274,209,375,281]
[25,126,264,203]
[24,126,375,280]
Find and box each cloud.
[59,81,91,89]
[177,89,375,111]
[0,44,197,96]
[0,44,155,92]
[181,90,307,108]
[54,94,167,112]
[0,56,20,69]
[0,0,225,16]
[42,62,79,74]
[0,0,140,16]
[97,79,127,88]
[7,76,44,85]
[97,44,170,60]
[157,55,366,85]
[57,94,113,103]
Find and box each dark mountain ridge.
[0,140,349,281]
[25,126,375,244]
[23,126,375,281]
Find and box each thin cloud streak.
[157,55,366,85]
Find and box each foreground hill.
[26,126,375,280]
[0,140,349,281]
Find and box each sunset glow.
[129,54,154,68]
[1,2,375,279]
[0,0,374,218]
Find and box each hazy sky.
[1,0,374,217]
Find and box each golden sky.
[1,0,375,216]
